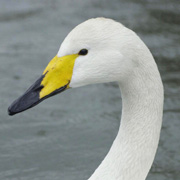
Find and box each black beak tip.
[8,107,16,116]
[8,103,20,116]
[7,75,68,116]
[7,75,45,116]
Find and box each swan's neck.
[89,57,164,180]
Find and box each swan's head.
[8,18,138,115]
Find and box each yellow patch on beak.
[40,54,78,99]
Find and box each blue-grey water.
[0,0,180,180]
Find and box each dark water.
[0,0,180,179]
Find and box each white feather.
[58,18,164,180]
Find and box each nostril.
[34,85,44,92]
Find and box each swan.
[8,18,164,180]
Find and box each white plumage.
[59,18,164,180]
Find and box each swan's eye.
[78,49,88,55]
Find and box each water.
[0,0,180,179]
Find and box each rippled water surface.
[0,0,180,180]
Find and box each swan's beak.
[8,54,78,116]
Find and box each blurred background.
[0,0,180,179]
